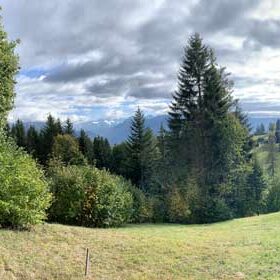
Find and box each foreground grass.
[1,213,280,279]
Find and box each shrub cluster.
[48,163,134,227]
[0,133,51,228]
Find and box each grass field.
[1,213,280,279]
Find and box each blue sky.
[2,0,280,123]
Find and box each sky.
[2,0,280,123]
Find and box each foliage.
[0,20,19,128]
[166,187,191,223]
[0,132,51,228]
[126,108,157,191]
[78,129,94,164]
[52,134,87,165]
[128,185,154,223]
[48,164,133,227]
[93,136,112,169]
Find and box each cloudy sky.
[2,0,280,123]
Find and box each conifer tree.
[111,142,128,176]
[26,125,40,157]
[78,129,94,164]
[246,160,266,215]
[56,118,63,135]
[11,119,26,148]
[275,119,280,144]
[167,33,248,223]
[64,118,74,135]
[93,136,112,169]
[40,114,60,164]
[267,133,277,178]
[126,108,156,191]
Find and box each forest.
[0,21,279,229]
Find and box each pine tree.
[40,114,61,164]
[93,136,112,169]
[26,125,40,157]
[167,33,249,223]
[56,118,63,135]
[275,119,280,143]
[267,133,277,178]
[64,118,74,135]
[246,160,266,215]
[11,119,26,148]
[256,123,265,135]
[111,142,128,176]
[126,108,156,191]
[79,129,94,164]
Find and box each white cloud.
[2,0,280,122]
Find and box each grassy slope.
[1,213,280,279]
[253,135,280,175]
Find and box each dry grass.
[1,213,280,279]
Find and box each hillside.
[1,213,280,279]
[254,134,280,176]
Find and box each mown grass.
[1,213,280,279]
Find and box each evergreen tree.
[246,160,266,215]
[64,118,74,135]
[275,119,280,143]
[78,129,94,164]
[93,136,112,169]
[267,133,277,178]
[167,33,248,223]
[26,125,40,157]
[269,122,276,132]
[255,123,265,135]
[56,118,63,135]
[11,119,26,148]
[126,108,156,191]
[40,114,60,164]
[111,142,129,176]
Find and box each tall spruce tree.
[11,119,26,148]
[93,136,112,169]
[26,125,40,157]
[267,133,277,178]
[167,33,249,223]
[79,129,94,164]
[275,119,280,144]
[64,118,74,135]
[126,108,156,191]
[40,114,60,164]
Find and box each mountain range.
[18,115,280,145]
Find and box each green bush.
[129,186,154,223]
[166,188,191,223]
[0,133,51,228]
[48,164,133,227]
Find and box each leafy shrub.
[129,186,154,223]
[166,188,191,223]
[48,164,133,227]
[52,134,87,165]
[0,133,51,228]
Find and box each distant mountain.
[13,115,280,145]
[75,115,168,144]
